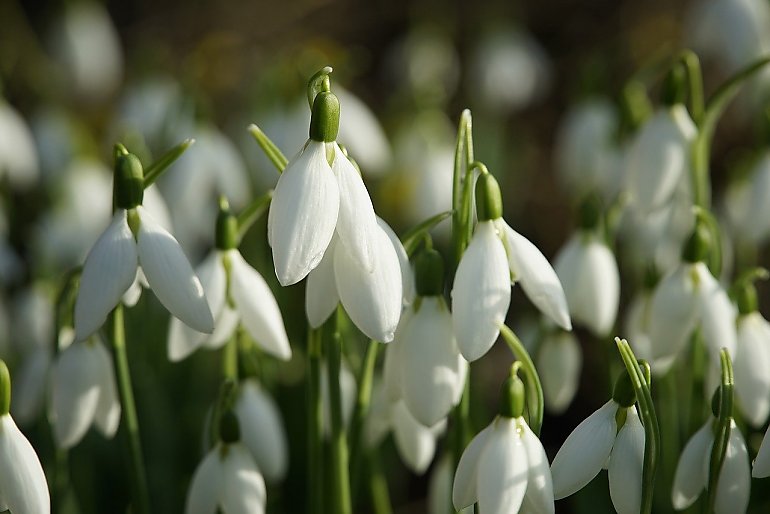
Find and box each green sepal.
[219,410,241,444]
[0,359,9,416]
[414,248,444,297]
[499,374,526,419]
[113,146,145,210]
[309,91,340,143]
[682,221,711,263]
[612,371,637,408]
[578,195,602,231]
[475,172,503,222]
[735,282,758,315]
[661,63,687,106]
[215,197,238,251]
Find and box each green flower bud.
[612,372,636,408]
[475,173,503,222]
[682,222,711,263]
[215,197,238,251]
[578,195,602,230]
[499,374,526,418]
[735,281,758,315]
[113,145,145,210]
[661,63,687,107]
[219,410,241,444]
[0,359,9,416]
[414,248,445,297]
[309,91,340,143]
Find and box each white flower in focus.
[537,330,582,415]
[554,232,620,337]
[0,101,39,190]
[625,105,697,213]
[672,419,750,513]
[49,339,120,448]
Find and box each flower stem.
[326,315,352,514]
[367,447,393,514]
[499,324,544,436]
[706,348,734,513]
[678,50,704,126]
[349,339,379,502]
[452,109,474,272]
[111,304,151,514]
[142,138,195,188]
[222,333,239,382]
[247,124,288,173]
[307,328,323,514]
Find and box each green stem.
[349,340,379,502]
[451,110,474,272]
[499,324,544,436]
[326,313,352,514]
[142,138,195,188]
[308,328,323,514]
[247,124,288,173]
[367,447,393,514]
[679,50,705,126]
[236,189,274,242]
[705,349,734,513]
[401,210,454,257]
[615,338,660,514]
[111,304,151,514]
[222,334,239,381]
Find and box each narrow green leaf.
[142,138,195,188]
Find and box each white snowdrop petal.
[185,447,222,514]
[0,415,50,514]
[121,271,143,307]
[203,305,239,349]
[452,221,511,361]
[92,341,121,438]
[696,263,737,359]
[429,456,457,514]
[753,424,770,478]
[713,423,750,514]
[74,210,138,341]
[268,140,340,286]
[734,313,770,427]
[537,331,582,415]
[220,444,267,514]
[50,342,102,448]
[521,421,555,514]
[453,424,494,509]
[305,237,339,328]
[502,222,571,330]
[648,264,700,361]
[672,421,712,509]
[136,206,214,333]
[235,379,289,482]
[383,311,411,402]
[333,225,402,343]
[401,297,464,426]
[477,418,528,514]
[377,217,415,305]
[391,401,439,474]
[608,407,645,514]
[551,400,618,499]
[228,250,291,360]
[332,144,378,272]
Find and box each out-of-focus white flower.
[49,2,123,101]
[554,232,620,336]
[468,27,552,113]
[625,105,697,213]
[537,330,582,415]
[0,101,39,190]
[733,310,770,427]
[672,419,750,513]
[335,87,392,177]
[724,151,770,244]
[234,379,288,483]
[30,107,78,182]
[429,455,473,514]
[48,339,120,448]
[551,401,645,514]
[0,360,51,514]
[754,421,770,478]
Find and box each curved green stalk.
[615,338,659,514]
[706,349,734,513]
[248,124,288,173]
[236,189,274,241]
[678,50,705,126]
[142,138,195,188]
[499,324,544,436]
[401,210,454,257]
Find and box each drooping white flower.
[625,105,697,213]
[672,419,750,513]
[537,330,582,415]
[554,232,620,337]
[48,338,120,448]
[0,101,39,190]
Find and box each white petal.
[672,421,711,509]
[695,263,737,359]
[228,250,291,360]
[712,422,750,514]
[551,400,618,499]
[220,444,267,514]
[391,400,440,474]
[554,234,619,337]
[92,340,121,438]
[753,423,770,478]
[521,421,555,514]
[305,237,339,328]
[136,206,214,334]
[185,447,222,514]
[377,217,415,305]
[429,455,458,514]
[74,209,138,341]
[502,221,571,330]
[452,221,511,361]
[203,305,239,349]
[333,224,402,343]
[383,311,411,402]
[477,418,528,514]
[0,415,50,514]
[537,331,582,415]
[647,264,700,361]
[734,313,770,426]
[49,342,102,448]
[332,144,378,272]
[167,252,226,361]
[267,140,339,286]
[401,297,465,426]
[453,423,494,509]
[608,407,645,514]
[121,270,143,307]
[235,379,288,482]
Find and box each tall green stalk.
[326,319,352,514]
[307,328,323,514]
[349,340,379,502]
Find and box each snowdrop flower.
[0,360,51,514]
[48,338,120,448]
[385,248,466,426]
[185,411,266,514]
[234,379,288,483]
[429,455,473,514]
[74,147,213,342]
[625,81,697,213]
[453,375,554,514]
[753,422,770,478]
[551,376,645,514]
[554,204,620,337]
[672,418,749,512]
[646,224,737,370]
[0,100,39,190]
[454,172,571,362]
[168,199,290,361]
[537,330,582,415]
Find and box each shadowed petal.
[453,423,494,509]
[377,217,415,305]
[521,420,555,514]
[92,340,120,438]
[0,415,50,514]
[391,400,442,474]
[712,422,749,514]
[734,313,770,427]
[695,263,737,359]
[538,331,582,415]
[220,444,267,514]
[608,407,645,514]
[185,447,222,514]
[672,421,711,509]
[305,237,339,328]
[647,264,699,361]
